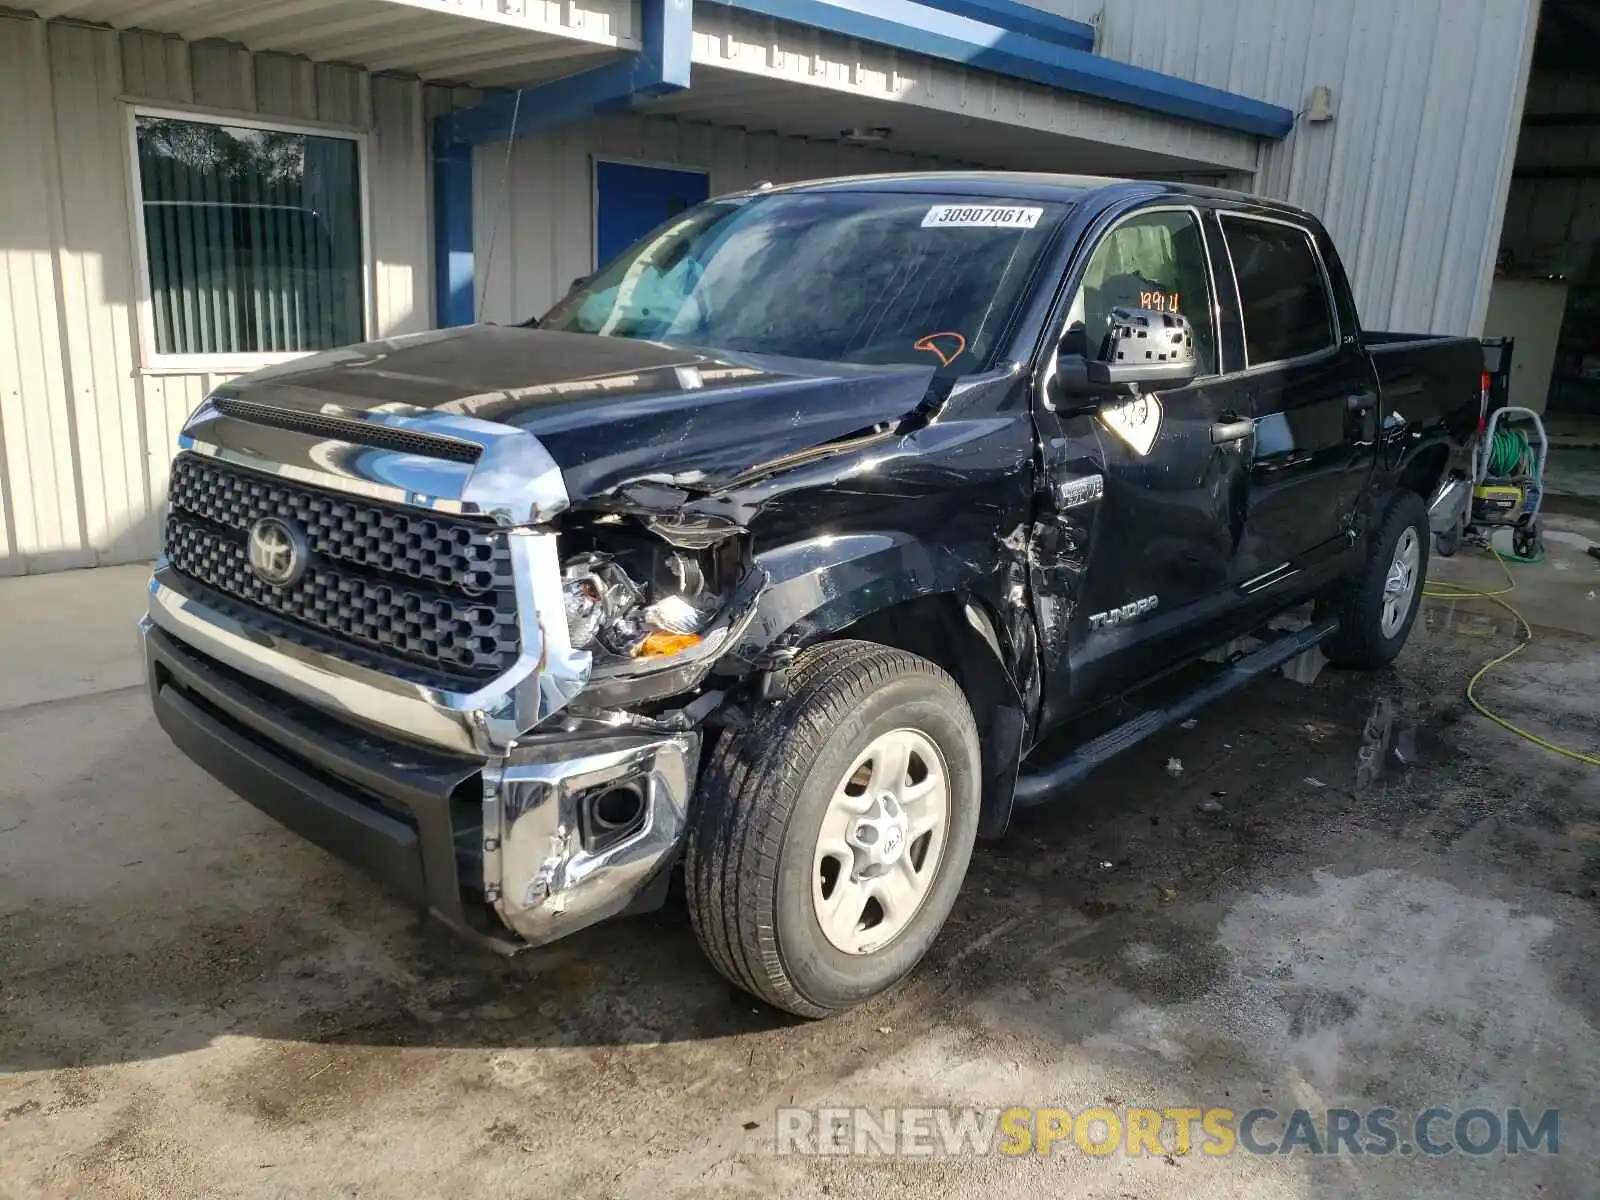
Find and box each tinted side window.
[1064,209,1216,375]
[1221,217,1335,365]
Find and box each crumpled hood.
[220,325,939,499]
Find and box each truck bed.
[1362,330,1478,351]
[1365,331,1483,452]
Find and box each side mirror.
[1086,308,1197,390]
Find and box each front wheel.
[1325,490,1429,669]
[685,640,980,1018]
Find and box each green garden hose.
[1485,424,1533,479]
[1481,423,1544,563]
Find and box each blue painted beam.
[432,139,474,327]
[714,0,1294,139]
[432,0,691,324]
[914,0,1094,51]
[438,0,691,146]
[644,0,693,95]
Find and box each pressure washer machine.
[1436,404,1548,561]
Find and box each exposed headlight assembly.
[562,551,716,659]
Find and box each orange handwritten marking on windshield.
[914,331,967,367]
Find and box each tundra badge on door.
[1088,595,1159,630]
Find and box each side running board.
[1012,617,1340,808]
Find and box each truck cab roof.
[739,170,1320,224]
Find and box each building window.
[133,111,364,361]
[1220,217,1336,367]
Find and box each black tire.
[1513,518,1540,561]
[1325,490,1429,669]
[685,640,980,1018]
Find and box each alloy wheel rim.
[1381,526,1420,638]
[812,728,950,955]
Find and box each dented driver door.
[1030,205,1255,725]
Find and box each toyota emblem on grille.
[247,517,308,587]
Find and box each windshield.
[538,191,1069,371]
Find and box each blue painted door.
[594,161,710,270]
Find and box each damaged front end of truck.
[140,324,1036,953]
[484,495,770,948]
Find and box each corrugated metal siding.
[50,21,147,568]
[371,74,433,338]
[468,110,977,324]
[0,15,430,574]
[0,18,80,574]
[1028,0,1540,336]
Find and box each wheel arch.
[730,531,1034,839]
[828,593,1028,841]
[1393,441,1452,502]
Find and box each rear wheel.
[1434,520,1461,558]
[685,640,980,1018]
[1325,491,1428,669]
[1512,517,1542,561]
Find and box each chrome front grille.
[164,453,519,684]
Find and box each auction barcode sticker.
[922,205,1043,229]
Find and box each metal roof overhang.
[705,0,1293,140]
[665,5,1269,175]
[429,0,1270,173]
[641,65,1255,175]
[23,0,637,86]
[420,2,1279,178]
[29,0,1291,147]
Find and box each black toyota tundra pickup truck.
[142,173,1484,1017]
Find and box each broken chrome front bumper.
[486,732,699,944]
[144,613,701,949]
[144,561,742,945]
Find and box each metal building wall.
[468,112,971,324]
[1031,0,1541,336]
[0,15,431,576]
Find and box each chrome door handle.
[1211,418,1254,443]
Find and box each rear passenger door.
[1217,214,1377,589]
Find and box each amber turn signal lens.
[633,631,703,658]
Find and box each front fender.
[731,530,1000,660]
[730,529,1033,840]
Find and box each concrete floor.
[2,539,1597,1199]
[1544,409,1600,451]
[0,566,152,712]
[1544,448,1600,506]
